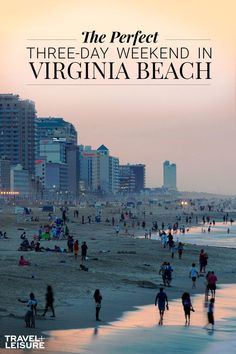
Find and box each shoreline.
[0,266,235,346]
[0,280,235,353]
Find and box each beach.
[0,201,236,353]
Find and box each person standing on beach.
[177,242,184,259]
[208,271,218,298]
[42,285,55,318]
[205,271,211,300]
[206,298,215,330]
[199,249,208,274]
[159,262,167,286]
[181,292,194,325]
[155,288,169,325]
[81,241,88,261]
[18,292,37,328]
[189,263,199,289]
[73,240,79,260]
[170,241,176,259]
[93,289,102,321]
[115,225,120,236]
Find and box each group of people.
[19,287,102,327]
[159,262,173,287]
[155,287,215,329]
[67,237,88,260]
[18,286,55,328]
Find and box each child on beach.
[206,298,215,330]
[155,288,169,325]
[18,255,30,266]
[189,263,199,289]
[93,289,102,321]
[18,292,37,328]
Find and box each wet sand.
[44,284,236,354]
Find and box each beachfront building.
[109,156,120,194]
[10,164,30,196]
[66,145,80,198]
[0,158,11,191]
[39,139,67,164]
[0,94,36,177]
[119,164,145,193]
[35,117,77,155]
[79,146,98,192]
[44,162,68,192]
[163,160,177,190]
[36,117,80,199]
[79,145,119,194]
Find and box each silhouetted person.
[42,285,55,317]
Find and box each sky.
[0,0,235,194]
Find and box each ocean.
[146,222,236,248]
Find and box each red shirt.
[208,274,217,285]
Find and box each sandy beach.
[0,201,236,352]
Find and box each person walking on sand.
[181,292,194,325]
[155,288,169,325]
[93,289,102,321]
[189,263,199,289]
[73,240,79,260]
[42,285,55,318]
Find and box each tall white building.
[79,145,119,194]
[163,160,177,190]
[109,156,120,194]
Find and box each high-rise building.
[79,146,99,192]
[97,145,110,193]
[109,156,120,194]
[66,145,80,197]
[36,117,78,197]
[119,165,136,193]
[39,139,67,163]
[44,162,68,192]
[163,160,177,190]
[0,94,36,176]
[119,164,145,193]
[36,117,77,155]
[79,145,119,194]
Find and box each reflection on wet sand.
[44,284,236,354]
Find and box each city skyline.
[0,0,235,194]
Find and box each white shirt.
[189,267,198,277]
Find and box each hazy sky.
[0,0,235,194]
